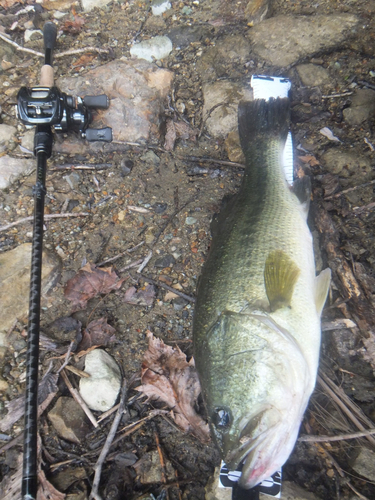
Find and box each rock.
[48,397,91,444]
[154,254,176,268]
[244,0,270,25]
[185,216,197,225]
[0,125,17,153]
[167,25,212,49]
[320,149,371,179]
[351,447,375,481]
[172,297,188,311]
[202,81,252,137]
[224,130,245,163]
[0,378,9,391]
[151,0,171,16]
[56,59,173,153]
[0,155,35,190]
[79,349,121,412]
[343,88,375,126]
[140,150,160,166]
[130,36,173,63]
[0,244,61,343]
[296,64,331,86]
[20,129,35,154]
[272,481,321,500]
[196,34,251,82]
[50,466,87,491]
[81,0,111,12]
[249,15,359,67]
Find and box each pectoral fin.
[315,268,331,315]
[264,250,300,311]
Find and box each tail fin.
[238,98,290,156]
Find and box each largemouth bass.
[193,97,331,489]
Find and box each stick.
[0,212,90,232]
[0,33,110,59]
[299,428,375,442]
[60,369,98,428]
[50,164,113,171]
[138,273,196,303]
[89,379,128,500]
[96,241,145,266]
[137,250,153,273]
[324,179,375,200]
[155,431,170,500]
[182,155,245,169]
[118,258,144,272]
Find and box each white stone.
[151,0,171,16]
[81,0,111,12]
[0,155,35,189]
[79,349,121,412]
[130,36,173,62]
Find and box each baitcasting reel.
[17,85,113,145]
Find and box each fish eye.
[212,408,231,429]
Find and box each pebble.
[249,14,359,67]
[154,254,176,268]
[63,172,81,190]
[185,216,197,225]
[0,379,9,392]
[130,36,173,63]
[79,349,122,412]
[20,129,35,155]
[172,297,188,311]
[151,0,171,16]
[140,150,161,166]
[48,397,91,444]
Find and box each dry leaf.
[298,154,320,167]
[164,119,177,151]
[72,53,95,68]
[123,284,155,307]
[64,263,126,310]
[136,332,210,442]
[37,470,65,500]
[77,317,117,352]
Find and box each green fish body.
[193,98,331,489]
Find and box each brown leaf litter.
[64,262,126,310]
[136,331,210,442]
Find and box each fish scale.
[193,97,331,489]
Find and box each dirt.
[1,0,375,499]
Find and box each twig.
[138,273,196,303]
[353,202,375,214]
[321,92,353,98]
[89,379,128,500]
[118,258,144,272]
[6,318,18,339]
[0,34,110,59]
[60,369,98,428]
[182,155,245,169]
[97,403,120,423]
[64,364,90,378]
[56,341,74,374]
[111,410,169,447]
[137,250,153,273]
[0,212,90,232]
[299,428,375,442]
[50,164,113,171]
[324,179,375,200]
[97,241,145,266]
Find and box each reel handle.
[83,94,110,109]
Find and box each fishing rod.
[17,21,112,499]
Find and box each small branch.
[155,431,170,500]
[60,369,98,428]
[137,250,153,273]
[138,273,195,303]
[321,92,353,98]
[0,33,110,59]
[50,164,113,171]
[97,241,145,267]
[56,341,74,374]
[299,428,375,443]
[0,212,90,232]
[182,155,245,169]
[118,258,144,272]
[89,379,128,500]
